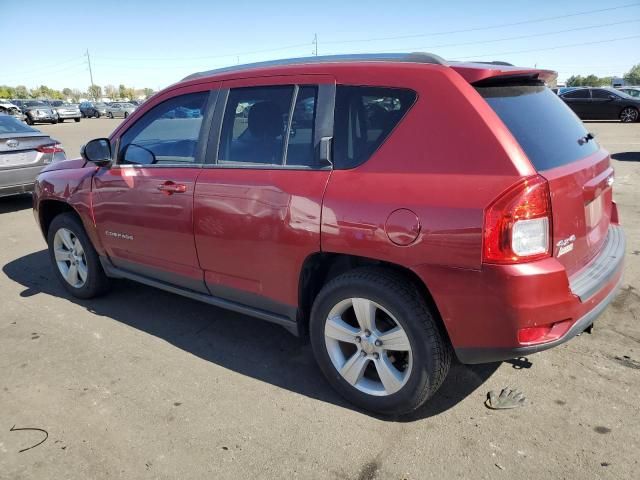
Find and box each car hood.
[40,157,92,173]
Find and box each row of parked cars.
[0,99,141,125]
[554,86,640,122]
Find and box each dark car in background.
[559,87,640,122]
[79,101,108,118]
[0,114,66,197]
[21,100,58,125]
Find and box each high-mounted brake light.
[483,175,552,264]
[37,144,65,154]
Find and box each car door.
[92,87,217,292]
[560,88,591,118]
[194,76,334,316]
[590,89,620,119]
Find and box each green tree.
[566,75,583,87]
[88,84,102,101]
[118,84,127,99]
[71,89,82,102]
[142,87,154,98]
[14,85,29,98]
[0,85,16,98]
[624,64,640,85]
[62,88,72,98]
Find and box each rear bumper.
[414,224,625,364]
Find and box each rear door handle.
[157,181,187,194]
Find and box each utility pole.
[86,49,95,98]
[312,33,318,56]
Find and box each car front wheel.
[620,107,639,123]
[47,213,110,299]
[310,268,451,415]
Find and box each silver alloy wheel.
[324,298,413,396]
[620,107,638,122]
[53,228,88,289]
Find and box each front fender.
[34,163,105,255]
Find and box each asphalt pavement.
[0,119,638,479]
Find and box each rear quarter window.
[333,86,416,169]
[478,85,599,171]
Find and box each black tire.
[47,213,110,299]
[107,112,113,119]
[57,118,63,123]
[620,107,639,123]
[124,112,129,118]
[74,118,80,123]
[310,267,451,415]
[26,116,33,125]
[95,112,100,118]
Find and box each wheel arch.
[297,252,452,346]
[39,199,82,240]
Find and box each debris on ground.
[485,388,526,410]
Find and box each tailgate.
[542,150,613,276]
[476,81,613,276]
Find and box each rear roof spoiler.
[448,62,557,85]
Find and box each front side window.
[591,89,614,99]
[217,85,318,167]
[333,86,417,169]
[118,91,209,166]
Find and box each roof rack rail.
[183,52,446,81]
[473,61,514,66]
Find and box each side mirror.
[81,138,112,166]
[609,95,617,100]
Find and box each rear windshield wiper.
[578,132,595,145]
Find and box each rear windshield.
[0,114,38,134]
[477,84,599,171]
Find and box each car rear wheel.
[310,268,451,415]
[74,118,80,123]
[95,112,100,118]
[620,107,639,123]
[107,112,113,119]
[47,213,110,299]
[25,117,33,125]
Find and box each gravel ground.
[0,119,638,479]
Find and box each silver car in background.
[51,101,82,123]
[0,114,66,197]
[105,102,136,118]
[22,100,57,125]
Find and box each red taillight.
[37,144,65,154]
[517,319,572,345]
[483,175,552,264]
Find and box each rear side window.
[478,85,599,171]
[333,86,416,169]
[562,89,589,99]
[217,85,318,167]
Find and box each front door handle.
[157,181,187,195]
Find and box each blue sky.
[2,0,639,91]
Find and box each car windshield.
[121,103,134,107]
[95,103,106,107]
[25,101,47,107]
[0,114,39,134]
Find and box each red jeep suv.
[33,53,625,415]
